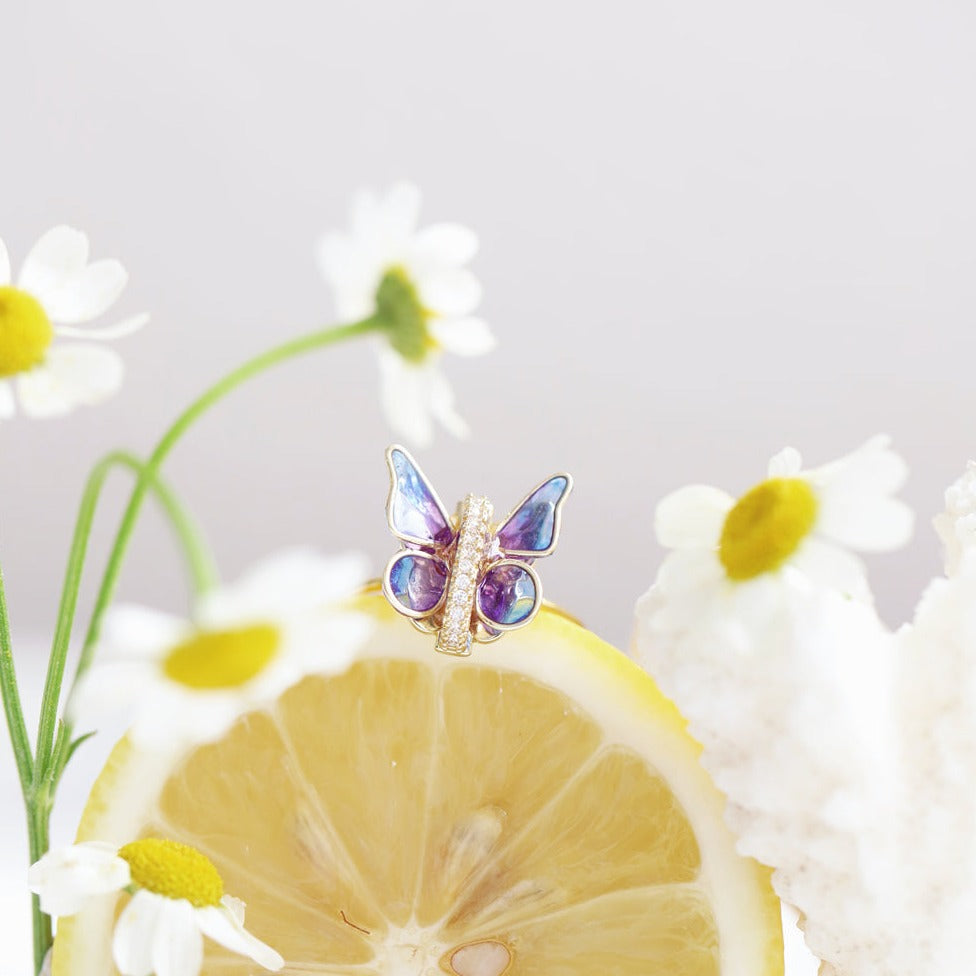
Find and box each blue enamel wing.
[382,445,573,643]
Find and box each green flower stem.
[0,563,33,792]
[33,450,217,782]
[23,451,215,975]
[42,451,218,785]
[109,452,220,595]
[38,315,382,784]
[28,808,51,975]
[24,314,381,973]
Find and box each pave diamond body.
[435,495,494,656]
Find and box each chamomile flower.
[29,839,283,976]
[639,436,913,650]
[0,226,147,418]
[317,182,496,446]
[69,548,371,754]
[633,439,917,974]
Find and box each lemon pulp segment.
[54,598,783,976]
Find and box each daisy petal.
[198,901,284,970]
[18,226,89,306]
[349,188,380,238]
[379,182,422,242]
[639,548,728,637]
[14,365,74,417]
[0,380,15,419]
[16,344,123,416]
[151,898,202,976]
[0,236,10,285]
[129,693,242,754]
[55,312,149,340]
[199,548,370,626]
[428,317,496,356]
[222,895,246,925]
[67,660,158,735]
[411,222,479,267]
[114,890,165,976]
[811,435,908,495]
[101,604,191,659]
[315,232,353,284]
[415,268,482,317]
[768,446,803,477]
[654,485,734,549]
[28,842,129,917]
[315,234,381,320]
[378,348,434,447]
[42,259,128,324]
[790,538,871,602]
[817,493,914,551]
[427,366,470,439]
[290,611,373,674]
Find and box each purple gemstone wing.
[496,474,572,556]
[478,562,539,628]
[386,446,454,548]
[386,551,449,615]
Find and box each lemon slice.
[54,595,783,976]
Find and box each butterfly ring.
[382,445,573,656]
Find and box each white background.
[2,1,975,972]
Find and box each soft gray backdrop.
[2,2,974,973]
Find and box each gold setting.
[435,494,494,656]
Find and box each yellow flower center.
[162,623,280,690]
[375,267,438,363]
[718,477,818,580]
[119,838,224,907]
[0,286,54,377]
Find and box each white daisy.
[29,839,283,976]
[69,548,372,754]
[0,226,147,418]
[317,182,496,446]
[640,436,913,649]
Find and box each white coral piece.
[634,463,976,976]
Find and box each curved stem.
[33,315,381,785]
[111,452,220,595]
[43,450,216,787]
[25,315,380,973]
[24,451,216,974]
[33,450,217,781]
[69,316,379,695]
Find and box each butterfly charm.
[382,445,573,655]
